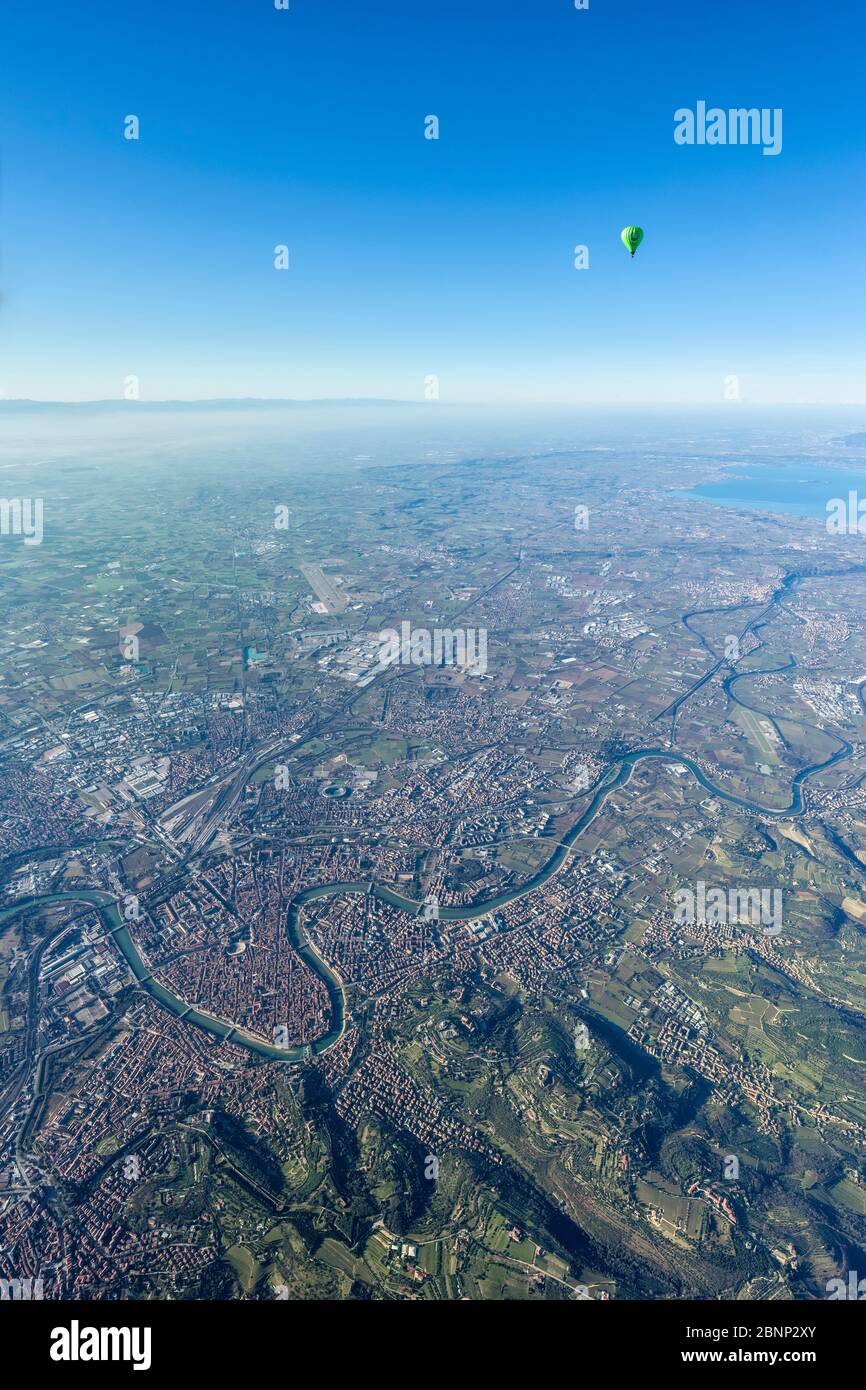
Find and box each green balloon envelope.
[621,225,644,256]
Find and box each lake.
[674,463,866,518]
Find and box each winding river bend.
[1,728,854,1062]
[0,890,342,1063]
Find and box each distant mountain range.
[0,397,426,411]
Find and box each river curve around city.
[1,725,855,1062]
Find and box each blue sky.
[1,0,863,403]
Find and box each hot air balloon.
[621,225,644,257]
